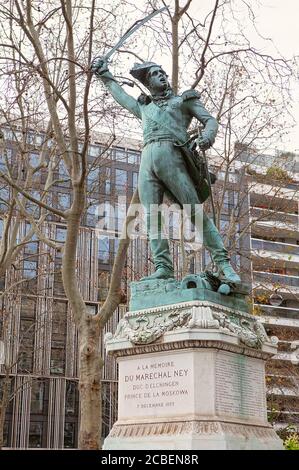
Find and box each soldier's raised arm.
[91,57,141,120]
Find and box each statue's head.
[130,62,170,94]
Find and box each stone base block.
[103,300,283,450]
[104,421,282,450]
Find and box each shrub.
[284,433,299,450]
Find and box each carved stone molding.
[106,338,275,360]
[186,304,220,329]
[105,300,277,351]
[108,420,278,439]
[111,307,191,345]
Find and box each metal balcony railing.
[254,303,299,320]
[253,271,299,287]
[252,238,299,256]
[250,207,298,225]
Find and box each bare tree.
[0,0,137,449]
[0,0,297,450]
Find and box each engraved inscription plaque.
[118,352,194,420]
[215,351,267,423]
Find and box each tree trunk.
[78,317,102,450]
[0,372,11,450]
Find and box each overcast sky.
[254,0,299,58]
[137,0,299,153]
[190,0,299,153]
[254,1,299,153]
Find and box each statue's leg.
[156,144,240,283]
[138,144,174,279]
[201,214,229,265]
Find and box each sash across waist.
[143,136,177,148]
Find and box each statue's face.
[146,66,169,93]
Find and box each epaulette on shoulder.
[137,93,152,105]
[181,89,201,101]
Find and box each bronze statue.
[91,58,240,285]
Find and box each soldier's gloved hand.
[90,56,109,76]
[196,135,211,151]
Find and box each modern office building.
[0,129,298,447]
[0,129,144,448]
[233,144,299,433]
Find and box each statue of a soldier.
[91,58,240,284]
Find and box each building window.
[63,379,79,447]
[55,226,66,257]
[98,236,110,264]
[115,203,126,233]
[115,147,126,162]
[28,422,43,448]
[87,165,99,187]
[127,150,140,165]
[55,226,67,242]
[0,160,5,173]
[53,260,64,296]
[58,159,68,178]
[57,192,71,210]
[223,190,234,211]
[0,186,9,212]
[115,169,127,192]
[20,297,36,319]
[132,172,138,190]
[50,300,67,374]
[35,134,45,146]
[29,153,40,167]
[86,199,97,227]
[23,260,38,279]
[2,128,14,140]
[50,348,65,375]
[26,132,38,146]
[100,167,111,195]
[24,240,38,255]
[3,421,9,447]
[19,318,35,373]
[3,148,12,178]
[24,223,39,254]
[203,249,211,268]
[31,380,45,414]
[26,191,41,217]
[65,381,78,416]
[0,147,13,173]
[64,422,76,448]
[6,148,13,160]
[86,304,97,316]
[47,137,54,148]
[220,219,229,235]
[88,144,100,157]
[56,159,70,187]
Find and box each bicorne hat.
[130,62,162,84]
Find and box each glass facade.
[3,129,298,447]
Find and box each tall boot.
[140,208,174,281]
[202,215,241,284]
[140,237,174,281]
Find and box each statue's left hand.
[196,135,211,151]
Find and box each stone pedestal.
[103,299,283,450]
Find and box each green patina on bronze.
[91,57,241,287]
[129,274,250,312]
